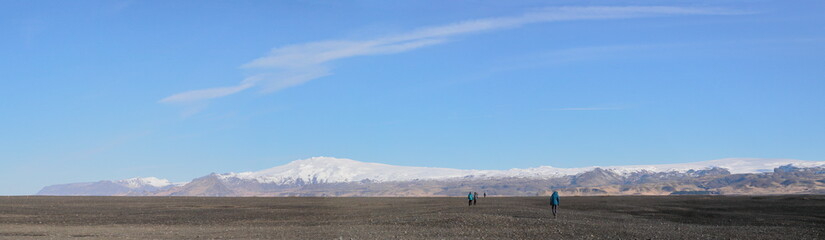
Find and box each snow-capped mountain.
[216,156,825,184]
[217,157,483,184]
[38,157,825,196]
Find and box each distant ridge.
[37,177,182,196]
[217,157,825,184]
[38,157,825,196]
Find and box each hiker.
[473,192,478,205]
[550,191,560,218]
[483,192,486,198]
[468,192,474,206]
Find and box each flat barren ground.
[1,195,823,239]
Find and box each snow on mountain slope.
[217,157,825,184]
[218,157,482,184]
[498,158,825,177]
[593,158,825,174]
[116,177,176,188]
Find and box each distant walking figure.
[550,191,560,218]
[468,192,474,206]
[483,192,486,198]
[473,192,478,205]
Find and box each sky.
[1,0,824,195]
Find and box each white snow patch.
[116,177,174,188]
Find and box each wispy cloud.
[160,82,253,103]
[160,6,744,104]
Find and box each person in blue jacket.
[468,192,474,206]
[550,191,560,218]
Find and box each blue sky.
[1,1,824,195]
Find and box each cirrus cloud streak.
[160,6,745,103]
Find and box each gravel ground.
[0,195,823,239]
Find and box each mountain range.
[37,157,825,196]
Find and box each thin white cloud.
[253,67,333,93]
[160,6,744,103]
[160,82,253,103]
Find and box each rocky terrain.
[0,195,823,239]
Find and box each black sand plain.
[1,195,823,239]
